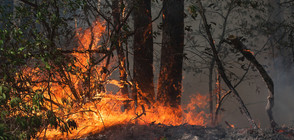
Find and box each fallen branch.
[227,36,277,129]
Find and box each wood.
[157,0,184,107]
[133,0,155,102]
[229,37,277,129]
[112,0,128,96]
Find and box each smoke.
[273,56,294,126]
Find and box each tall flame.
[21,20,209,139]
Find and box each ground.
[76,124,294,140]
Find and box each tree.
[157,0,184,107]
[112,0,129,96]
[133,0,155,103]
[196,0,257,129]
[0,0,83,138]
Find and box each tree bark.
[157,0,184,108]
[133,0,155,103]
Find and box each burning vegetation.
[20,21,208,139]
[1,0,294,140]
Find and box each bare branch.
[196,0,257,129]
[228,37,277,129]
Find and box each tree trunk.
[133,0,155,103]
[112,0,128,96]
[157,0,184,108]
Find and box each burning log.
[227,36,277,130]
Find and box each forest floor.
[76,123,294,140]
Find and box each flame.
[20,20,209,139]
[243,49,254,55]
[40,93,209,139]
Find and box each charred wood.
[228,36,277,130]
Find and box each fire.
[224,121,235,128]
[40,94,209,139]
[242,49,254,55]
[21,20,209,139]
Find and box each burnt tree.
[228,36,277,129]
[157,0,184,107]
[133,0,155,102]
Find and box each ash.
[78,124,294,140]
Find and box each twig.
[152,7,163,23]
[129,105,146,122]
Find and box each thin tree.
[112,0,128,96]
[157,0,184,107]
[196,0,257,129]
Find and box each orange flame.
[21,20,209,139]
[40,93,209,139]
[243,49,254,55]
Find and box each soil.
[76,124,294,140]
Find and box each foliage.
[0,0,84,139]
[0,0,129,138]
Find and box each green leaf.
[18,47,25,51]
[45,62,51,70]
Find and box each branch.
[86,0,114,28]
[214,63,251,124]
[227,36,277,129]
[196,0,257,129]
[19,0,38,8]
[152,7,163,23]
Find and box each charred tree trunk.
[228,37,277,129]
[112,0,128,96]
[133,0,155,103]
[157,0,184,108]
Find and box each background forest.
[0,0,294,139]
